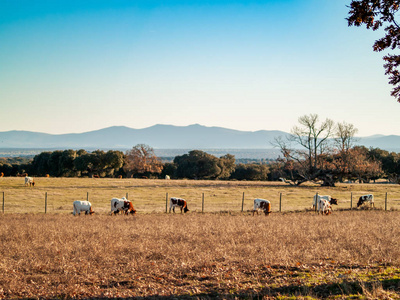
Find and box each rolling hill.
[0,124,399,152]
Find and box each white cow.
[24,176,35,187]
[110,197,136,215]
[73,200,95,216]
[357,194,374,208]
[312,195,338,209]
[253,198,272,216]
[317,198,332,215]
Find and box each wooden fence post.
[385,192,388,211]
[279,193,282,212]
[166,192,168,213]
[2,192,4,214]
[202,193,204,213]
[315,192,318,212]
[87,192,89,201]
[350,192,353,209]
[45,192,47,214]
[241,192,245,212]
[126,192,128,200]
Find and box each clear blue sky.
[1,0,399,136]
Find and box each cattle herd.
[22,176,375,216]
[70,194,375,216]
[72,197,188,216]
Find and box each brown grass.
[0,210,400,299]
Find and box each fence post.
[45,192,47,214]
[87,192,89,201]
[279,193,282,212]
[385,192,388,211]
[350,192,353,209]
[2,192,4,214]
[202,193,204,213]
[126,192,128,200]
[166,192,168,213]
[241,192,245,212]
[315,192,318,212]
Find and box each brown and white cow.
[317,198,332,215]
[169,197,189,213]
[110,197,136,215]
[73,200,95,216]
[253,198,271,216]
[24,176,35,187]
[312,195,337,210]
[357,194,374,208]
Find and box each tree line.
[0,145,269,181]
[1,115,400,184]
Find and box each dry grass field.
[1,177,400,214]
[0,177,400,299]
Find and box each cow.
[24,176,35,187]
[252,198,271,216]
[165,175,170,180]
[317,198,332,215]
[110,197,136,215]
[357,194,374,208]
[312,195,337,209]
[73,200,95,216]
[169,197,189,213]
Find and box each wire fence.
[1,190,399,215]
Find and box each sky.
[1,0,400,137]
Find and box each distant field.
[1,177,400,214]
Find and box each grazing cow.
[0,172,4,177]
[169,197,189,213]
[110,197,136,215]
[317,198,332,215]
[312,195,337,209]
[24,176,35,187]
[357,194,374,208]
[252,198,271,216]
[73,200,95,216]
[165,175,170,180]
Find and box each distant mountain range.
[0,124,399,152]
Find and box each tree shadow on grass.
[63,277,400,300]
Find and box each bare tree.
[334,121,359,153]
[332,122,359,182]
[274,114,335,185]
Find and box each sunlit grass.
[0,177,399,214]
[0,211,399,298]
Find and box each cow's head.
[183,206,189,213]
[330,198,338,205]
[357,198,364,207]
[127,202,136,214]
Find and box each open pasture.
[0,211,399,299]
[0,177,400,214]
